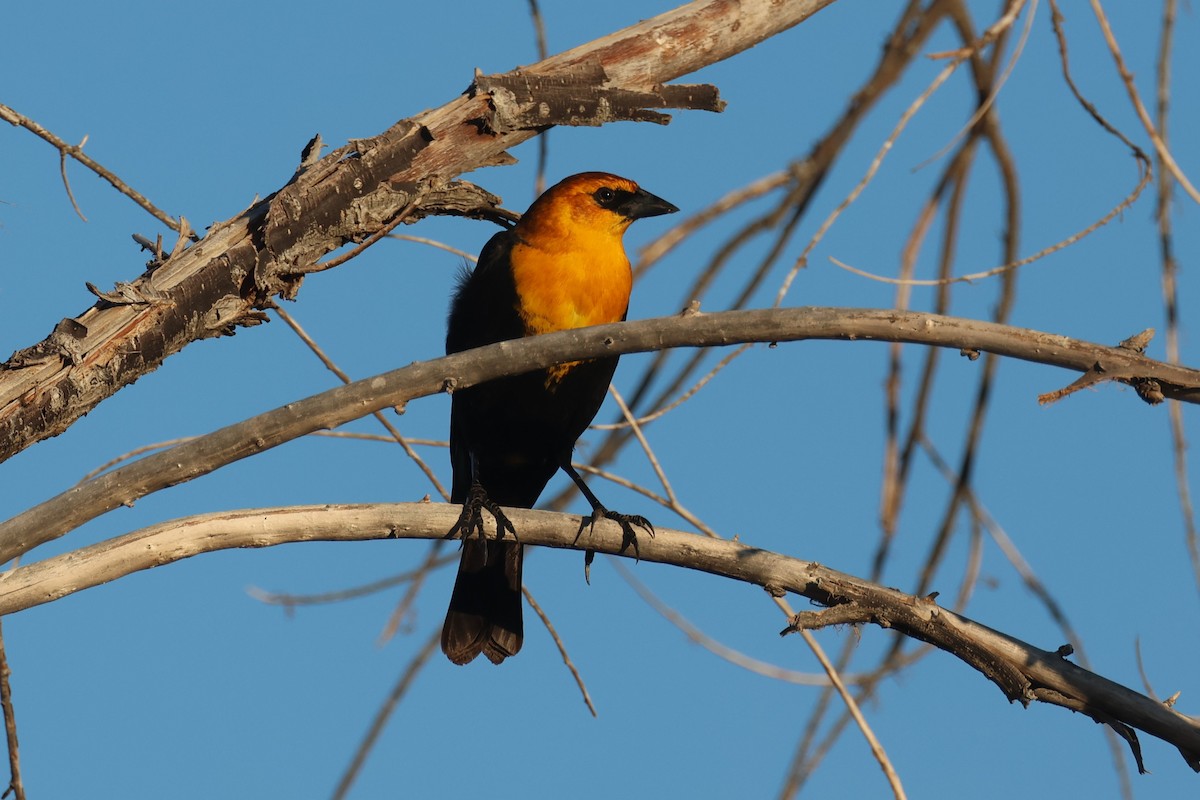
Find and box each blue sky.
[3,1,1199,798]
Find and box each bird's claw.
[574,507,654,566]
[446,483,517,545]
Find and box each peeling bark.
[0,0,835,465]
[475,60,725,131]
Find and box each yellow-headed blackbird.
[441,172,678,665]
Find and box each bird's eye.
[594,187,617,207]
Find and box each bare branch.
[248,553,457,608]
[793,626,907,799]
[269,303,449,501]
[0,102,183,232]
[1149,0,1200,592]
[523,586,597,717]
[0,620,24,800]
[3,306,1199,567]
[1086,0,1200,204]
[330,626,440,800]
[3,501,1197,772]
[0,0,834,466]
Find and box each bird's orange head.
[506,172,676,345]
[507,172,677,347]
[514,172,678,244]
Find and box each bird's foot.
[574,506,654,582]
[446,483,517,545]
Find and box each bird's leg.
[563,463,654,564]
[446,480,517,551]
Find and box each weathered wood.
[4,306,1199,566]
[2,501,1197,772]
[0,0,835,465]
[475,61,725,130]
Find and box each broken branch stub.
[0,0,811,467]
[474,60,725,132]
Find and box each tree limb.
[0,0,832,466]
[1,306,1197,566]
[2,501,1195,772]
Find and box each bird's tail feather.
[441,539,524,665]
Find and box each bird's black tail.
[441,539,524,665]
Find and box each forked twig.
[0,101,184,233]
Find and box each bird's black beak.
[620,188,679,220]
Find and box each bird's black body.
[443,230,620,665]
[446,231,621,510]
[440,173,677,666]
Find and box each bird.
[440,172,678,666]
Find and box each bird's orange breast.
[509,231,632,336]
[509,229,632,386]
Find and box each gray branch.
[1,501,1195,772]
[0,0,835,465]
[1,306,1197,567]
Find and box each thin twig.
[527,0,550,196]
[59,135,89,222]
[916,0,1034,168]
[270,302,449,502]
[386,233,478,263]
[331,627,440,800]
[773,55,965,305]
[248,553,458,608]
[635,170,794,275]
[0,619,25,800]
[377,542,446,645]
[77,431,444,486]
[310,431,446,448]
[75,437,199,483]
[879,147,954,547]
[1151,0,1199,592]
[590,343,751,431]
[826,157,1149,286]
[303,194,424,274]
[1133,638,1161,703]
[1087,0,1200,204]
[0,101,184,233]
[607,385,675,504]
[798,627,907,799]
[523,586,596,716]
[919,434,1088,658]
[612,560,854,686]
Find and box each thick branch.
[1,306,1196,566]
[3,502,1197,771]
[475,62,725,130]
[0,0,832,466]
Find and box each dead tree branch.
[0,0,830,466]
[1,306,1196,567]
[0,502,1195,773]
